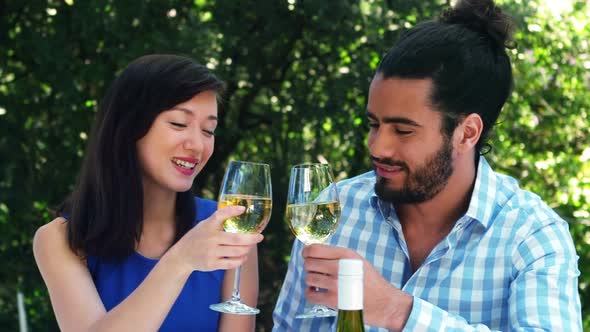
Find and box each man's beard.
[374,138,453,204]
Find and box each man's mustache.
[371,156,408,170]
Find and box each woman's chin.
[169,182,194,193]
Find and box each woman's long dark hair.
[61,54,224,259]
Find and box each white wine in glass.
[286,201,340,245]
[286,163,341,319]
[209,161,272,315]
[219,194,272,234]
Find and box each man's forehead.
[367,75,439,121]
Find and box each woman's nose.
[183,132,203,153]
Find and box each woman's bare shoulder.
[34,217,68,243]
[33,217,74,259]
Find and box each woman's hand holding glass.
[286,163,341,319]
[174,205,263,273]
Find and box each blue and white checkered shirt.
[273,157,582,331]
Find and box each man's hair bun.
[440,0,515,49]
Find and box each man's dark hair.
[377,0,515,154]
[60,54,224,259]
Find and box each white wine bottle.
[336,259,365,332]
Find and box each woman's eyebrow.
[169,107,218,121]
[170,107,194,115]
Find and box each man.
[273,0,582,331]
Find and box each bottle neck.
[336,310,365,332]
[338,275,363,310]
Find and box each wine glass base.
[210,300,260,315]
[295,305,337,319]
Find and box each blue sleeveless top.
[86,197,224,331]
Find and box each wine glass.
[209,161,272,315]
[286,163,341,319]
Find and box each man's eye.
[203,130,215,136]
[395,129,412,135]
[170,122,187,128]
[368,123,379,128]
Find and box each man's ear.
[453,113,483,153]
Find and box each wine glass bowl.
[286,199,340,245]
[218,194,272,234]
[209,161,272,315]
[286,163,341,319]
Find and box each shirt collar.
[370,156,498,229]
[464,156,498,229]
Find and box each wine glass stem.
[230,266,242,301]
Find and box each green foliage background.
[0,0,588,330]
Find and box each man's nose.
[368,129,397,160]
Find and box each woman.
[33,54,262,331]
